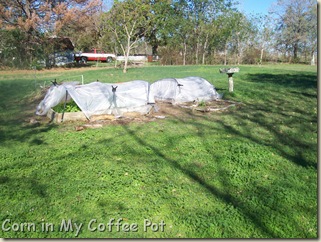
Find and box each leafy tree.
[175,0,236,64]
[251,14,274,65]
[100,0,152,73]
[215,10,241,65]
[143,0,177,56]
[0,0,102,35]
[304,1,317,65]
[0,29,30,67]
[229,12,256,65]
[0,0,101,67]
[271,0,317,63]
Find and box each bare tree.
[270,0,317,63]
[100,0,151,73]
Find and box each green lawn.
[0,64,318,238]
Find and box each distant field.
[0,64,317,238]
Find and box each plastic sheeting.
[36,76,222,120]
[36,82,78,116]
[150,76,222,103]
[36,81,154,120]
[66,81,154,119]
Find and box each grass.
[0,64,318,238]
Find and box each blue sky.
[103,0,279,15]
[236,0,278,15]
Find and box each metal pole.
[61,90,68,122]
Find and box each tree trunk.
[293,42,299,63]
[202,33,209,65]
[260,45,264,65]
[202,49,206,65]
[236,33,240,65]
[123,38,131,73]
[195,41,199,65]
[152,45,158,56]
[224,43,228,66]
[123,51,128,73]
[183,41,187,66]
[311,53,315,65]
[288,52,292,63]
[123,61,127,73]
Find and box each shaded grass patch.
[0,64,317,238]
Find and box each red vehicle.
[74,49,116,63]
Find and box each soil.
[28,94,240,130]
[72,100,240,130]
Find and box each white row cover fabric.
[36,76,222,120]
[66,81,154,119]
[36,81,79,116]
[36,81,154,119]
[150,76,222,103]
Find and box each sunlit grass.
[0,64,317,238]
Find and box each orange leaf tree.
[0,0,101,67]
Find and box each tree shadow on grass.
[0,79,57,146]
[0,175,48,198]
[0,114,57,147]
[241,72,317,169]
[244,73,317,89]
[229,107,316,169]
[0,70,316,238]
[119,121,279,237]
[127,115,316,237]
[113,76,317,236]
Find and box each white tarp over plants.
[36,81,79,116]
[150,76,222,103]
[36,76,222,121]
[66,81,154,118]
[36,81,155,120]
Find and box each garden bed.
[47,108,88,122]
[47,99,240,126]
